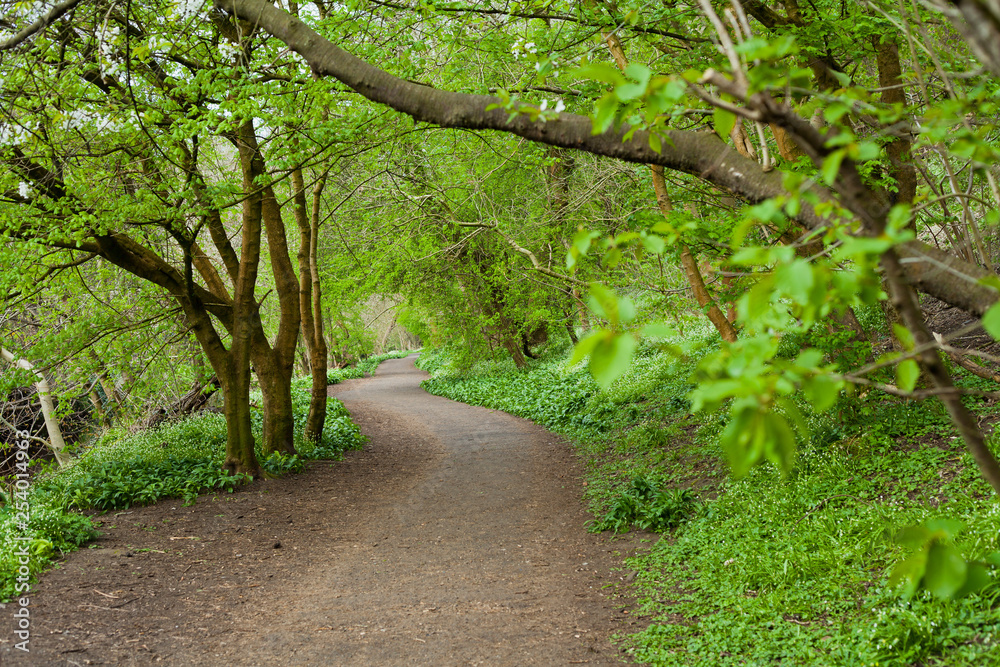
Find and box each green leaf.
[890,547,929,597]
[982,301,1000,340]
[802,375,841,412]
[894,525,931,550]
[617,295,636,324]
[588,283,617,322]
[615,63,651,102]
[774,259,814,304]
[777,397,809,440]
[640,322,676,339]
[925,517,964,538]
[720,405,760,478]
[569,330,604,366]
[589,332,637,390]
[762,411,797,475]
[821,148,846,186]
[744,275,776,323]
[603,246,623,269]
[954,562,991,599]
[830,70,851,87]
[572,228,597,255]
[887,202,912,232]
[592,93,619,134]
[649,132,662,154]
[977,275,1000,292]
[573,62,626,86]
[680,69,701,83]
[924,541,967,599]
[892,324,916,351]
[713,107,736,141]
[641,233,665,254]
[896,359,920,393]
[795,348,825,369]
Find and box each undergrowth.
[418,336,1000,666]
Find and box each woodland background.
[4,0,1000,663]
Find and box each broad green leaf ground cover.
[419,339,1000,666]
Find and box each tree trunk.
[503,335,528,369]
[652,171,739,343]
[220,119,272,476]
[257,359,297,455]
[564,313,579,344]
[292,166,329,443]
[0,347,69,467]
[871,33,916,208]
[219,363,261,478]
[89,388,108,426]
[236,125,301,457]
[600,30,739,343]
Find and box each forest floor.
[3,356,648,666]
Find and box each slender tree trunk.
[503,335,528,369]
[309,176,330,419]
[871,33,916,208]
[652,174,738,343]
[601,31,738,343]
[87,350,123,417]
[872,31,918,346]
[1,348,69,467]
[89,388,107,426]
[292,166,329,443]
[564,313,579,344]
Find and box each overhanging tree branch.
[213,0,1000,320]
[0,0,83,51]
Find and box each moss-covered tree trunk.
[236,125,301,457]
[292,166,329,443]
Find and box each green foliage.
[37,413,237,511]
[357,349,415,375]
[262,451,306,476]
[420,344,607,432]
[891,519,1000,601]
[49,456,245,511]
[0,500,98,601]
[588,476,695,533]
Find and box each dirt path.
[3,356,643,665]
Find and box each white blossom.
[175,0,206,20]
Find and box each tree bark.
[292,166,329,443]
[234,124,300,457]
[871,33,917,207]
[0,348,69,467]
